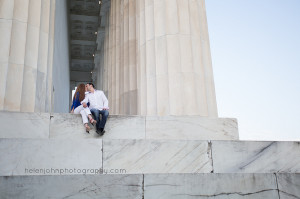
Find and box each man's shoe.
[96,128,105,136]
[96,129,101,135]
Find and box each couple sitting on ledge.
[70,83,109,135]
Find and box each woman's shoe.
[90,118,97,126]
[85,124,91,133]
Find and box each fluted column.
[0,0,56,113]
[103,12,109,96]
[137,0,147,115]
[0,0,14,110]
[34,0,51,112]
[3,0,29,111]
[45,0,56,113]
[107,6,113,112]
[110,0,116,114]
[98,0,218,117]
[128,0,137,115]
[118,0,124,114]
[20,0,42,112]
[123,0,130,114]
[114,0,120,114]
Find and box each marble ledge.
[0,111,239,140]
[49,113,145,140]
[50,114,238,140]
[146,116,238,140]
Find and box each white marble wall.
[146,116,238,140]
[212,141,300,173]
[0,175,143,199]
[2,174,298,199]
[96,0,218,117]
[1,138,299,175]
[277,173,300,199]
[0,138,102,176]
[0,137,300,175]
[0,111,49,138]
[144,173,279,199]
[103,139,213,173]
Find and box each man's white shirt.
[81,90,109,110]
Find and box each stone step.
[0,139,102,176]
[0,111,238,140]
[0,173,299,199]
[1,138,299,176]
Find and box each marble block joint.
[0,173,299,199]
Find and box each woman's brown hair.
[73,83,86,102]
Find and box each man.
[81,83,109,135]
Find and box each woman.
[71,84,96,133]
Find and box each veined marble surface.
[49,113,100,139]
[146,116,238,140]
[103,139,212,173]
[1,173,299,199]
[0,139,102,176]
[50,113,145,139]
[277,173,300,199]
[103,115,145,139]
[144,173,279,199]
[212,141,300,173]
[0,175,143,199]
[0,111,50,138]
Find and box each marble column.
[20,0,42,112]
[0,0,56,113]
[0,0,15,110]
[97,0,217,117]
[2,0,30,111]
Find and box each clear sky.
[205,0,300,141]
